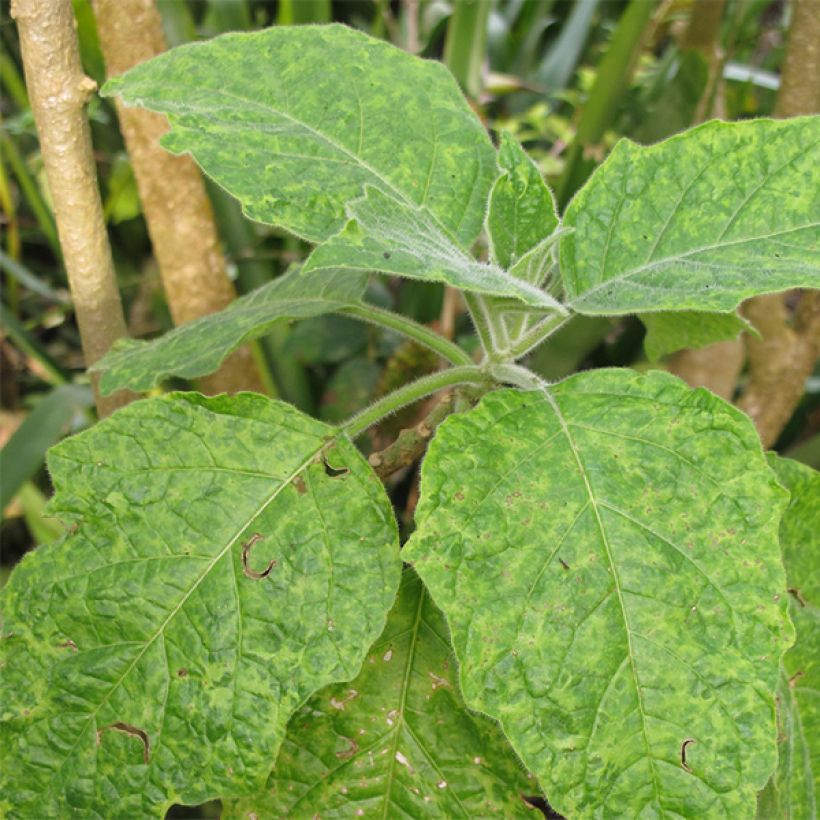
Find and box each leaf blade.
[304,186,558,306]
[405,370,793,817]
[225,570,536,818]
[92,266,367,394]
[0,393,400,816]
[102,25,496,247]
[561,118,820,315]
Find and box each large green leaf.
[405,369,793,817]
[102,24,495,248]
[225,570,536,818]
[561,117,820,315]
[304,186,558,307]
[486,132,559,271]
[92,266,366,395]
[0,393,400,817]
[757,456,819,818]
[641,310,755,361]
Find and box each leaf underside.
[640,311,755,361]
[757,456,819,818]
[92,266,366,395]
[102,24,496,249]
[225,570,537,819]
[0,393,400,817]
[304,186,558,307]
[561,117,820,316]
[405,369,793,817]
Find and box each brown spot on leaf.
[292,476,307,495]
[788,587,807,607]
[680,738,695,772]
[789,670,805,688]
[177,668,188,678]
[58,639,78,652]
[96,722,150,763]
[335,737,359,761]
[242,533,276,580]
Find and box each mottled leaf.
[304,186,558,307]
[93,266,366,394]
[487,132,559,270]
[102,24,495,247]
[0,393,400,817]
[405,370,793,817]
[757,456,819,818]
[641,311,756,361]
[561,118,820,315]
[225,570,537,819]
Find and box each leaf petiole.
[341,365,491,438]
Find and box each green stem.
[507,313,569,360]
[443,0,491,99]
[342,365,489,438]
[341,303,473,367]
[555,0,657,207]
[463,292,498,356]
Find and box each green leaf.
[758,455,819,818]
[224,570,536,818]
[304,186,559,307]
[487,132,559,270]
[0,393,400,816]
[93,266,367,395]
[102,24,495,247]
[641,311,756,361]
[404,369,793,817]
[561,118,820,316]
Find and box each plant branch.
[506,313,570,360]
[340,303,474,366]
[737,0,820,447]
[11,0,132,417]
[341,365,490,438]
[93,0,266,396]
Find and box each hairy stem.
[506,313,569,360]
[341,304,474,366]
[93,0,266,396]
[11,0,132,417]
[342,366,490,438]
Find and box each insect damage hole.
[96,722,150,763]
[680,738,696,772]
[322,454,350,478]
[241,533,276,580]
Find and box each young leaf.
[757,456,819,817]
[486,132,559,270]
[304,186,558,307]
[224,570,537,819]
[641,311,756,361]
[101,24,496,247]
[561,117,820,315]
[405,370,793,817]
[92,266,367,394]
[0,393,400,817]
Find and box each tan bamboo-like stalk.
[92,0,265,396]
[11,0,132,417]
[667,0,745,400]
[737,0,820,447]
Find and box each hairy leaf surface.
[304,186,557,307]
[641,311,755,361]
[93,267,366,394]
[405,370,793,817]
[225,570,536,819]
[561,118,820,315]
[487,133,559,270]
[757,456,819,818]
[102,24,495,247]
[0,393,400,817]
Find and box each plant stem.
[11,0,132,417]
[342,366,490,438]
[737,0,820,447]
[93,0,266,397]
[555,0,656,207]
[341,303,474,367]
[443,0,491,99]
[506,313,570,360]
